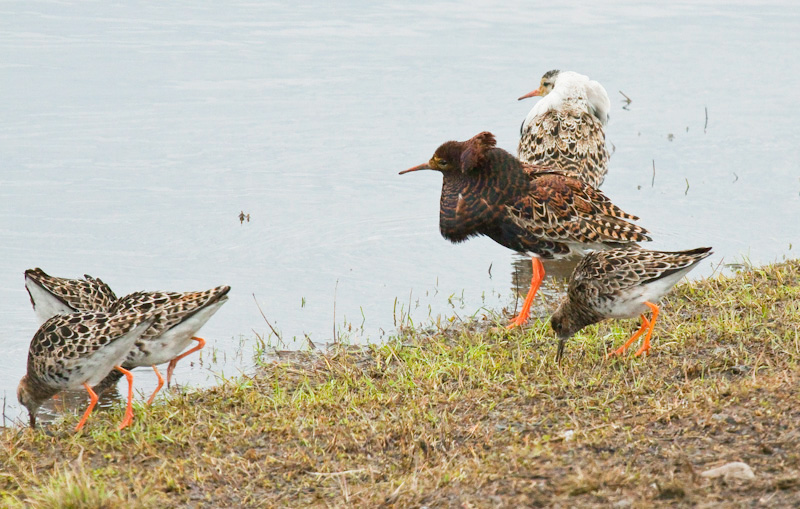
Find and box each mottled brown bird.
[17,311,155,431]
[400,131,650,327]
[518,70,610,189]
[24,268,230,402]
[24,268,118,323]
[93,286,231,404]
[551,246,712,361]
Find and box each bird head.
[399,132,497,176]
[518,69,560,100]
[549,303,578,341]
[550,297,583,362]
[17,375,42,429]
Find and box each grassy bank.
[2,261,799,507]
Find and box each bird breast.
[439,186,471,241]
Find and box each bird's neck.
[559,297,603,336]
[572,299,604,330]
[525,78,608,126]
[20,373,58,406]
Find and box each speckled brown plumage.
[93,286,231,401]
[111,287,230,353]
[401,131,649,327]
[518,70,610,189]
[504,171,645,256]
[403,132,648,258]
[17,311,155,430]
[24,268,118,323]
[518,108,608,189]
[551,246,713,361]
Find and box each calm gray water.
[1,1,798,424]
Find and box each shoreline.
[2,260,799,507]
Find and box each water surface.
[1,0,798,424]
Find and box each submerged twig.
[251,329,266,352]
[709,256,725,278]
[252,293,283,347]
[733,173,739,183]
[685,178,690,195]
[652,160,656,188]
[619,90,632,105]
[704,106,708,133]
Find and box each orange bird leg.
[634,302,659,357]
[145,365,165,405]
[116,366,135,430]
[166,336,206,387]
[608,315,650,358]
[75,383,99,431]
[507,257,545,329]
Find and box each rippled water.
[1,1,798,425]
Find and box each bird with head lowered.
[551,246,713,361]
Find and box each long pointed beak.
[399,162,432,175]
[29,412,36,429]
[518,87,543,100]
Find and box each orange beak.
[399,162,432,175]
[518,87,543,100]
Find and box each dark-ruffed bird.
[551,246,712,361]
[400,131,650,328]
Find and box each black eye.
[439,160,449,166]
[543,82,551,87]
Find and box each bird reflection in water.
[16,384,123,430]
[509,255,581,320]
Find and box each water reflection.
[2,385,122,430]
[509,255,579,320]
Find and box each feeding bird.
[400,131,649,328]
[23,268,230,401]
[551,246,713,361]
[17,311,155,431]
[518,70,610,189]
[93,286,231,403]
[24,268,118,323]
